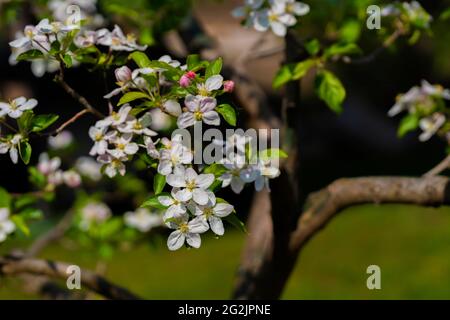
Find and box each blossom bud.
[63,171,82,188]
[179,74,191,87]
[115,66,132,83]
[223,80,235,93]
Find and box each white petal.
[184,95,200,112]
[193,188,209,205]
[9,147,18,164]
[163,100,182,117]
[157,160,173,176]
[174,188,192,202]
[205,75,223,92]
[208,216,224,236]
[158,196,174,207]
[195,173,215,189]
[167,230,186,251]
[186,233,201,248]
[188,216,209,233]
[167,173,186,188]
[213,203,234,218]
[19,98,38,110]
[202,111,220,126]
[177,112,195,129]
[185,167,198,181]
[270,21,287,37]
[231,177,245,194]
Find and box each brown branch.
[289,176,450,253]
[25,210,76,258]
[424,154,450,177]
[54,74,104,118]
[0,257,141,300]
[45,109,92,136]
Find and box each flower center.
[111,37,121,46]
[194,111,203,121]
[134,122,142,130]
[179,222,189,233]
[186,180,196,191]
[117,143,126,150]
[126,34,136,43]
[203,208,213,218]
[95,133,103,141]
[269,13,278,22]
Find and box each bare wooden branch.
[424,154,450,177]
[0,257,140,300]
[46,109,92,136]
[289,176,450,253]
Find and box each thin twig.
[54,74,104,118]
[45,109,92,136]
[424,154,450,177]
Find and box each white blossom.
[124,208,162,232]
[37,153,61,175]
[197,75,223,96]
[177,95,220,128]
[157,136,193,175]
[96,25,147,52]
[419,113,446,142]
[194,201,234,236]
[0,134,22,164]
[75,156,102,181]
[48,131,74,149]
[88,126,115,156]
[97,154,127,178]
[107,133,139,158]
[166,166,215,205]
[0,97,37,119]
[166,215,209,250]
[80,202,111,229]
[0,208,15,243]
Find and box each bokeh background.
[1,0,450,299]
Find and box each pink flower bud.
[63,171,82,188]
[115,66,132,83]
[179,74,191,87]
[186,71,196,79]
[223,80,235,93]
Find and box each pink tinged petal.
[213,203,234,218]
[163,100,182,117]
[192,188,209,205]
[188,216,209,233]
[177,112,195,129]
[208,216,224,236]
[202,111,220,126]
[19,98,37,110]
[195,173,214,189]
[174,188,192,202]
[205,75,223,92]
[186,233,201,248]
[166,173,186,188]
[167,230,186,251]
[199,97,217,112]
[184,95,200,112]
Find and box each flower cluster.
[388,80,450,142]
[382,1,432,30]
[232,0,310,37]
[124,208,163,233]
[37,153,82,189]
[79,201,112,230]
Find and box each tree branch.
[289,176,450,253]
[424,154,450,177]
[0,256,141,300]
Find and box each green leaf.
[129,51,151,68]
[205,57,223,78]
[187,54,201,70]
[153,173,166,195]
[19,141,32,165]
[30,114,59,132]
[258,148,288,161]
[323,43,362,59]
[305,39,320,56]
[273,64,293,89]
[315,70,346,114]
[339,20,361,43]
[440,8,450,20]
[203,163,227,177]
[224,213,247,234]
[28,167,46,188]
[141,193,169,210]
[49,40,61,55]
[397,113,420,137]
[292,59,316,80]
[216,104,237,126]
[17,49,44,61]
[0,187,11,208]
[11,215,30,236]
[62,53,73,68]
[118,91,150,106]
[17,111,34,133]
[19,207,43,220]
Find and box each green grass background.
[1,204,450,299]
